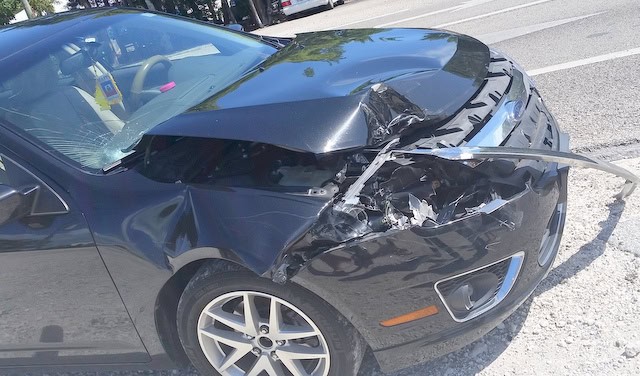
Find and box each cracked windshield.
[0,13,275,169]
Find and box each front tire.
[177,269,362,376]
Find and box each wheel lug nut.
[276,340,285,346]
[260,325,269,334]
[252,347,261,356]
[271,351,279,361]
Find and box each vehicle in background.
[224,22,245,31]
[281,0,342,18]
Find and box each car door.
[0,147,149,366]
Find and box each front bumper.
[293,165,567,372]
[288,59,639,371]
[292,98,571,372]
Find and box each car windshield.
[0,11,276,170]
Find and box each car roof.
[0,8,132,62]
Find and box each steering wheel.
[130,55,172,109]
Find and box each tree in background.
[5,0,267,30]
[0,0,21,24]
[1,0,54,24]
[64,0,267,29]
[246,0,261,28]
[29,0,54,15]
[67,0,90,8]
[220,0,235,23]
[67,0,216,22]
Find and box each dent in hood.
[146,29,489,153]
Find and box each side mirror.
[0,185,37,226]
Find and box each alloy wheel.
[197,291,330,376]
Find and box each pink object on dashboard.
[159,81,176,93]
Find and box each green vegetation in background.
[1,0,54,24]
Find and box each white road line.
[335,8,410,28]
[528,47,640,76]
[476,12,603,44]
[375,7,458,28]
[375,0,497,28]
[433,0,553,28]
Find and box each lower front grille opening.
[435,252,524,322]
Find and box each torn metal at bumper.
[411,146,638,199]
[273,142,639,284]
[339,142,637,209]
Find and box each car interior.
[0,17,274,170]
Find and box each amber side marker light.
[380,305,439,327]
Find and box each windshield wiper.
[254,34,291,49]
[101,148,142,174]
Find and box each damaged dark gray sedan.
[0,8,637,376]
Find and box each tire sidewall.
[177,271,358,376]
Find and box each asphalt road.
[33,1,640,375]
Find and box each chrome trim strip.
[394,146,638,199]
[434,252,525,323]
[467,65,529,147]
[466,99,518,147]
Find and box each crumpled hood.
[147,28,490,153]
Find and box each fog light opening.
[446,272,500,315]
[435,252,524,322]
